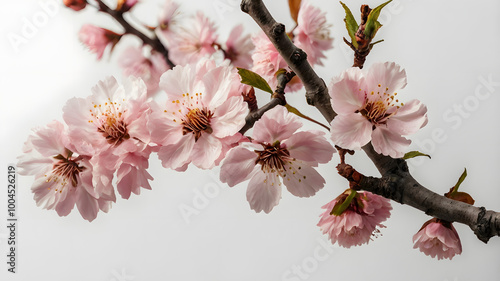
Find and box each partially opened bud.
[63,0,86,11]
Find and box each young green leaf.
[237,68,273,94]
[403,151,431,160]
[340,1,359,49]
[452,168,467,194]
[285,104,330,130]
[330,190,357,216]
[364,0,392,39]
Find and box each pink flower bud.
[63,0,86,11]
[78,25,121,60]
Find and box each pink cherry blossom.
[224,24,254,69]
[329,62,428,158]
[220,106,335,213]
[413,218,462,260]
[156,0,180,42]
[78,25,121,60]
[166,12,218,65]
[318,190,392,248]
[63,76,154,199]
[148,58,249,170]
[17,120,111,222]
[293,0,333,66]
[251,31,302,92]
[119,46,170,95]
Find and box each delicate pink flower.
[17,120,111,222]
[78,25,121,60]
[148,58,249,170]
[119,46,170,95]
[318,190,392,248]
[224,24,254,69]
[413,218,462,260]
[293,0,333,66]
[63,76,153,199]
[220,106,335,213]
[63,0,86,11]
[251,32,302,92]
[156,0,180,42]
[166,12,218,65]
[329,62,428,158]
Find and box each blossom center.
[359,86,403,125]
[46,152,86,190]
[255,141,290,173]
[97,116,130,146]
[182,107,213,141]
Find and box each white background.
[1,0,500,280]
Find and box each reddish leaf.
[288,0,302,24]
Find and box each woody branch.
[241,0,500,243]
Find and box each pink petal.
[330,114,372,150]
[157,135,195,169]
[283,131,335,165]
[252,106,302,143]
[211,96,249,138]
[246,171,282,213]
[75,186,99,222]
[283,161,325,197]
[191,134,222,169]
[220,146,258,187]
[371,126,411,158]
[365,62,407,93]
[329,67,366,115]
[386,99,428,135]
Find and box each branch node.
[272,23,286,37]
[337,163,364,190]
[240,1,249,13]
[290,49,307,64]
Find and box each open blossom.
[251,32,302,92]
[119,46,170,95]
[78,25,121,60]
[155,0,180,42]
[293,0,333,66]
[17,121,111,222]
[220,106,335,213]
[63,76,153,199]
[413,218,462,260]
[148,58,249,170]
[166,12,218,65]
[224,24,254,69]
[329,62,428,158]
[318,190,392,248]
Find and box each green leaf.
[237,68,273,94]
[330,190,357,216]
[285,104,330,131]
[403,151,431,160]
[340,1,359,49]
[452,168,467,193]
[364,0,392,39]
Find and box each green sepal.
[330,190,357,216]
[364,0,392,39]
[340,1,359,49]
[237,68,273,94]
[403,151,431,160]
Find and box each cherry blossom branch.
[241,0,500,243]
[94,0,175,68]
[240,0,336,123]
[337,162,500,243]
[239,71,293,134]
